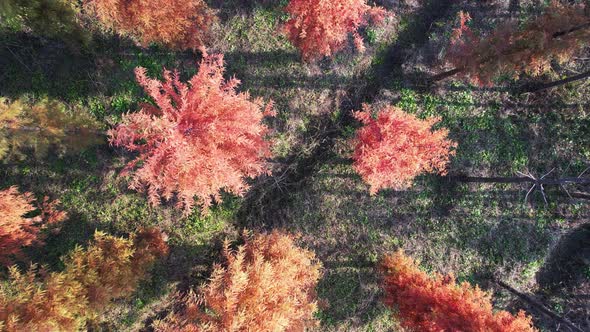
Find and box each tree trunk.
[495,279,585,332]
[450,175,590,186]
[570,191,590,200]
[519,70,590,93]
[552,22,590,38]
[429,67,464,83]
[431,21,589,84]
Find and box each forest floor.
[1,0,589,331]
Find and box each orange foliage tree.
[284,0,386,61]
[441,1,590,86]
[84,0,216,50]
[0,186,66,265]
[352,104,456,194]
[109,54,274,214]
[380,251,537,331]
[0,228,168,331]
[154,231,322,331]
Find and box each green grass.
[1,1,589,331]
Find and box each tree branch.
[432,20,590,84]
[495,278,585,332]
[552,22,590,38]
[450,175,590,186]
[519,70,590,93]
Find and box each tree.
[437,2,590,86]
[109,53,275,214]
[380,250,537,332]
[352,104,456,194]
[284,0,386,61]
[0,228,168,331]
[0,0,89,46]
[153,231,322,331]
[0,98,103,161]
[0,186,66,265]
[84,0,216,50]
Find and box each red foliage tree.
[0,228,168,331]
[154,231,322,331]
[109,53,274,214]
[443,2,590,86]
[380,251,537,332]
[84,0,216,50]
[352,104,456,194]
[0,186,66,265]
[284,0,386,61]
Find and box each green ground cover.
[1,0,588,330]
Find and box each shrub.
[154,231,322,331]
[84,0,216,50]
[380,251,537,331]
[109,53,274,214]
[0,228,168,331]
[445,2,590,86]
[284,0,385,61]
[0,186,66,265]
[352,104,456,194]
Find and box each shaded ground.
[1,0,589,331]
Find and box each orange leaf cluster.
[154,231,322,331]
[84,0,216,50]
[352,105,456,194]
[0,228,168,331]
[284,0,386,61]
[109,54,274,214]
[446,2,590,86]
[0,186,66,265]
[380,251,537,332]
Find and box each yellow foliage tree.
[0,98,103,161]
[0,228,168,331]
[154,231,322,331]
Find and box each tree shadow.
[224,49,299,69]
[236,72,353,90]
[0,32,197,104]
[135,231,249,331]
[0,32,99,101]
[440,80,590,97]
[509,0,521,14]
[315,264,386,328]
[16,212,99,272]
[223,49,352,90]
[366,0,456,95]
[536,223,590,290]
[237,0,459,229]
[208,0,283,21]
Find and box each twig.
[560,184,573,199]
[578,166,590,178]
[5,46,32,73]
[524,183,537,203]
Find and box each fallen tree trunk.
[450,175,590,186]
[519,70,590,93]
[430,67,464,83]
[495,279,585,332]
